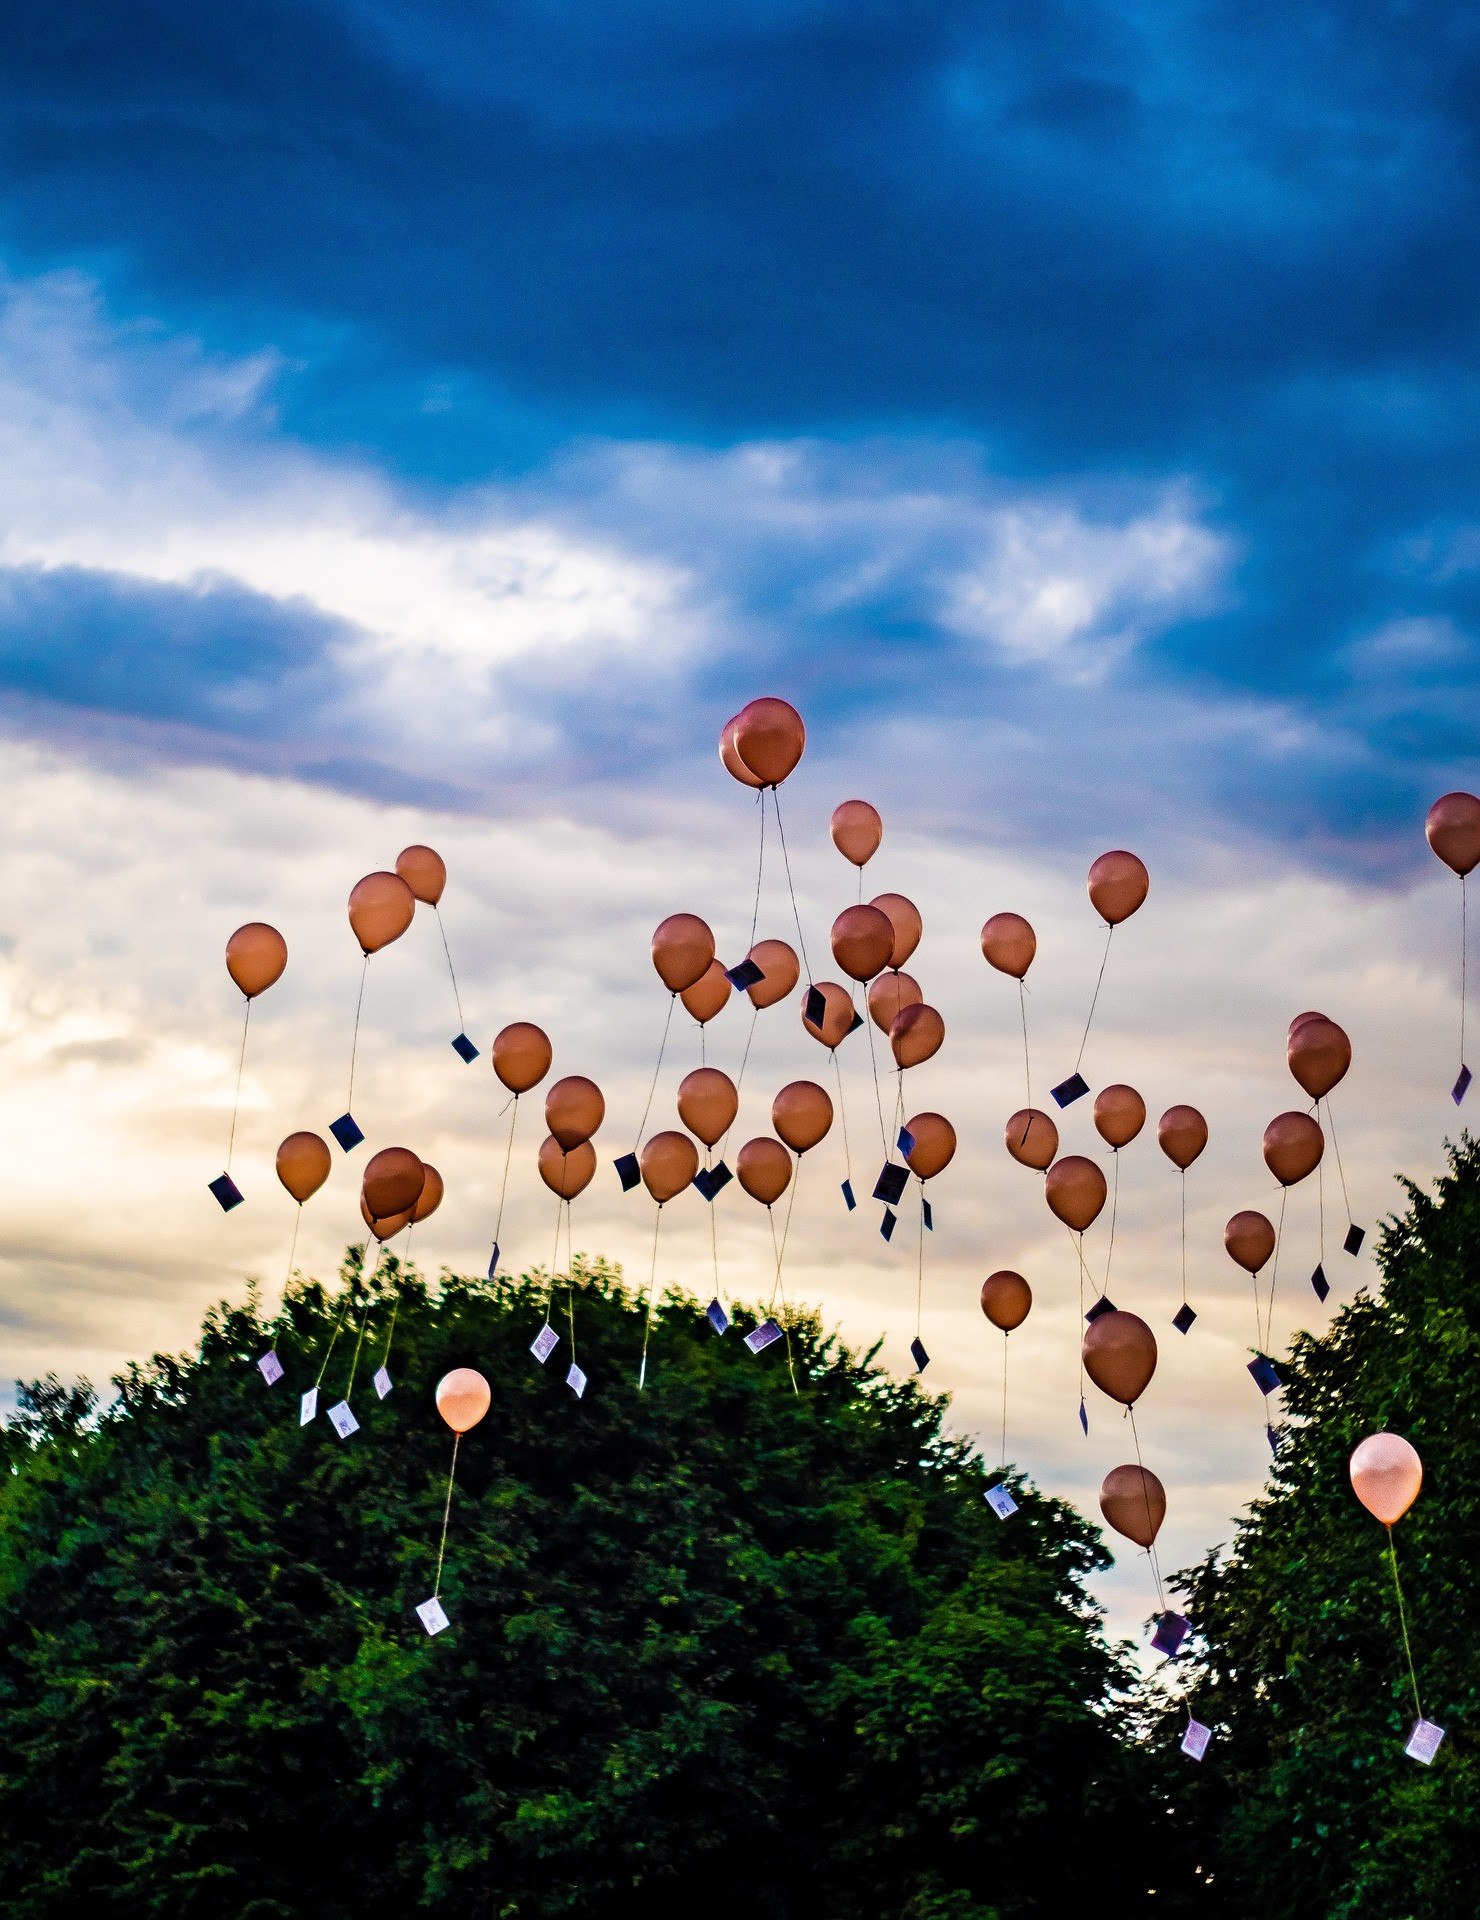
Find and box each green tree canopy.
[0,1252,1167,1918]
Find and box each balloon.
[868,969,922,1033]
[412,1163,444,1223]
[226,923,287,998]
[1093,1084,1146,1150]
[869,893,922,970]
[744,939,799,1009]
[732,697,805,786]
[831,904,895,982]
[276,1130,331,1204]
[641,1130,699,1203]
[903,1112,956,1180]
[1289,1010,1329,1035]
[1087,851,1149,927]
[1083,1310,1157,1405]
[831,799,882,866]
[1426,791,1480,877]
[802,981,855,1049]
[361,1196,414,1241]
[677,1067,739,1145]
[981,1269,1032,1331]
[890,1002,944,1069]
[719,715,765,789]
[539,1135,597,1199]
[1350,1432,1424,1526]
[1005,1108,1058,1170]
[348,872,416,955]
[1045,1155,1107,1231]
[395,844,446,906]
[980,912,1035,979]
[737,1136,793,1205]
[492,1021,552,1094]
[545,1076,605,1151]
[362,1146,426,1220]
[681,959,733,1024]
[772,1080,833,1153]
[652,913,716,994]
[1225,1209,1276,1273]
[1157,1105,1208,1170]
[1288,1016,1351,1100]
[1099,1464,1166,1548]
[1263,1111,1324,1187]
[435,1367,491,1434]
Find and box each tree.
[0,1252,1170,1917]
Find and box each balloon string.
[1317,1154,1325,1269]
[226,997,252,1173]
[765,1200,800,1394]
[828,1047,853,1190]
[1066,1225,1090,1414]
[1074,923,1115,1074]
[1128,1405,1166,1614]
[1265,1185,1289,1353]
[491,1094,519,1266]
[863,996,889,1155]
[316,1243,371,1388]
[1462,873,1469,1070]
[433,1432,461,1599]
[1017,977,1032,1107]
[1179,1169,1188,1306]
[746,785,767,955]
[638,1204,662,1389]
[768,1162,801,1311]
[281,1203,302,1328]
[1000,1330,1009,1473]
[347,1231,401,1398]
[770,789,814,981]
[633,995,676,1151]
[915,1181,925,1339]
[542,1194,563,1322]
[346,953,369,1112]
[1324,1097,1355,1230]
[731,1003,760,1113]
[434,905,466,1033]
[1104,1152,1121,1294]
[567,1266,577,1371]
[1387,1524,1424,1722]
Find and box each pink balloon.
[1349,1431,1423,1526]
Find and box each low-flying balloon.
[737,1136,793,1204]
[980,912,1036,979]
[830,905,895,982]
[1005,1108,1058,1170]
[868,969,921,1032]
[870,893,922,970]
[363,1146,426,1220]
[731,697,806,786]
[890,1002,944,1068]
[678,1067,739,1145]
[545,1076,605,1151]
[744,939,799,1009]
[539,1135,597,1199]
[830,800,882,866]
[903,1112,956,1180]
[412,1163,444,1222]
[349,872,416,954]
[436,1368,491,1434]
[802,981,855,1049]
[1100,1464,1166,1548]
[493,1022,553,1094]
[652,914,716,994]
[361,1196,414,1241]
[1350,1432,1424,1525]
[1083,1310,1157,1405]
[1288,1016,1351,1100]
[395,845,447,906]
[981,1269,1032,1331]
[226,923,288,998]
[1263,1111,1324,1186]
[1426,792,1480,876]
[276,1131,331,1204]
[681,959,732,1024]
[1094,1084,1146,1149]
[1225,1209,1277,1273]
[1157,1106,1208,1169]
[641,1131,699,1203]
[1045,1155,1108,1231]
[772,1080,833,1153]
[1087,851,1149,927]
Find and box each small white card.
[416,1596,450,1636]
[1406,1718,1446,1765]
[1181,1720,1212,1762]
[327,1399,360,1439]
[257,1350,284,1386]
[373,1365,392,1400]
[530,1323,559,1364]
[299,1387,319,1426]
[984,1483,1018,1520]
[567,1364,587,1399]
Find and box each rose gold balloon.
[362,1146,426,1220]
[1288,1016,1351,1100]
[276,1130,332,1204]
[831,904,895,982]
[1087,851,1149,926]
[903,1112,956,1180]
[1099,1464,1166,1548]
[1225,1209,1276,1273]
[681,959,733,1025]
[226,923,288,998]
[412,1162,444,1223]
[732,696,806,786]
[744,938,799,1009]
[1083,1310,1157,1405]
[831,799,883,866]
[981,1269,1032,1331]
[1349,1432,1423,1526]
[1005,1108,1058,1170]
[678,1067,739,1146]
[802,980,855,1049]
[1426,791,1480,876]
[980,912,1035,979]
[771,1080,833,1153]
[492,1022,553,1095]
[652,913,716,993]
[868,969,922,1033]
[1263,1111,1324,1186]
[1045,1155,1107,1231]
[1093,1084,1146,1150]
[641,1129,699,1203]
[545,1076,604,1151]
[1289,1010,1328,1035]
[736,1135,793,1205]
[890,1002,944,1069]
[1157,1105,1208,1170]
[395,844,446,906]
[869,893,922,970]
[361,1197,414,1241]
[435,1367,491,1434]
[719,714,765,790]
[538,1135,597,1199]
[348,872,416,954]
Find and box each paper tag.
[745,1318,783,1353]
[1078,1397,1089,1436]
[566,1364,587,1399]
[530,1323,559,1364]
[706,1298,730,1335]
[1406,1718,1446,1764]
[841,1178,856,1211]
[984,1483,1018,1519]
[1453,1064,1472,1106]
[1051,1071,1089,1107]
[909,1336,929,1373]
[416,1596,450,1636]
[257,1349,284,1386]
[1151,1611,1190,1657]
[299,1387,319,1425]
[487,1240,500,1278]
[327,1399,360,1439]
[1172,1302,1197,1334]
[373,1365,392,1399]
[208,1172,244,1212]
[1181,1719,1212,1761]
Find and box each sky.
[1,0,1478,1643]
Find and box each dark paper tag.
[209,1172,244,1212]
[487,1241,500,1279]
[1151,1611,1190,1657]
[909,1336,929,1373]
[694,1162,733,1200]
[841,1178,856,1211]
[1085,1294,1116,1323]
[873,1162,909,1204]
[1343,1222,1365,1256]
[896,1126,916,1157]
[724,958,765,990]
[744,1318,783,1354]
[1248,1353,1282,1396]
[1051,1072,1089,1108]
[922,1197,933,1231]
[1172,1302,1197,1335]
[847,1010,864,1033]
[1078,1397,1089,1436]
[706,1298,730,1335]
[804,985,826,1028]
[1310,1263,1330,1302]
[329,1113,365,1152]
[1454,1063,1473,1105]
[614,1152,641,1192]
[451,1032,480,1063]
[880,1208,897,1241]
